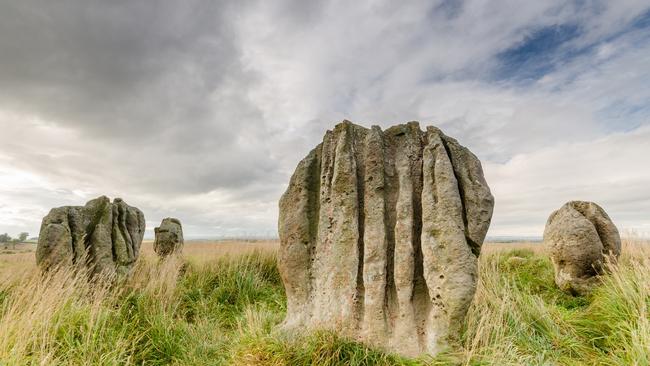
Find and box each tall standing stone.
[278,121,494,357]
[36,196,145,278]
[544,201,621,295]
[154,218,184,257]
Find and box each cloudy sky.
[1,0,649,239]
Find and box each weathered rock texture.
[544,201,621,296]
[36,196,145,277]
[154,218,184,257]
[278,120,494,357]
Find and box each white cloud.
[485,126,650,237]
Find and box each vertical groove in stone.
[111,203,130,265]
[353,125,367,331]
[125,207,135,260]
[420,130,444,353]
[83,197,113,277]
[71,208,86,266]
[330,123,360,327]
[439,138,468,238]
[66,209,77,265]
[119,202,135,261]
[442,136,494,256]
[313,130,337,323]
[382,129,399,337]
[135,210,145,257]
[422,128,477,352]
[111,215,119,265]
[409,124,428,351]
[110,205,120,263]
[391,126,418,354]
[132,211,141,258]
[112,203,130,266]
[361,126,388,343]
[278,148,319,328]
[306,145,322,311]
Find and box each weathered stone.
[278,120,494,357]
[544,201,621,296]
[36,196,145,278]
[154,218,184,257]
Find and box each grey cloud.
[0,0,262,145]
[0,0,285,197]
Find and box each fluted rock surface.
[278,120,494,357]
[154,218,184,257]
[36,196,145,277]
[544,201,621,295]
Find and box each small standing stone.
[36,196,145,278]
[544,201,621,295]
[154,218,184,257]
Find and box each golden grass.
[482,241,547,254]
[2,237,645,285]
[0,240,278,273]
[0,240,537,267]
[1,237,645,281]
[140,239,279,264]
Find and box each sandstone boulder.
[544,201,621,295]
[36,196,145,278]
[154,218,184,257]
[278,120,494,357]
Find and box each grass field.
[0,239,648,365]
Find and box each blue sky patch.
[631,8,650,30]
[430,0,464,20]
[495,24,582,82]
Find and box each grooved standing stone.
[544,201,621,295]
[154,218,184,257]
[278,120,494,357]
[36,196,145,278]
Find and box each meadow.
[0,238,648,365]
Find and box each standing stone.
[278,120,494,357]
[36,196,145,278]
[154,218,184,257]
[544,201,621,295]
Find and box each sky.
[1,0,649,239]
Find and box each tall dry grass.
[0,240,280,365]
